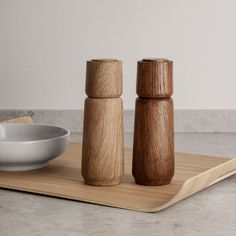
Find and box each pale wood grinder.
[132,59,175,186]
[82,59,124,186]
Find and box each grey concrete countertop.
[1,133,236,236]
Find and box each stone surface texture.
[0,133,236,236]
[1,110,236,132]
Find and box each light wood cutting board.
[0,116,236,212]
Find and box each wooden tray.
[0,117,236,212]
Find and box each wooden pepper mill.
[132,58,175,186]
[82,59,124,186]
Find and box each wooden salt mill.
[82,59,124,186]
[132,58,174,186]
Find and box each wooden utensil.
[82,59,124,186]
[133,59,174,186]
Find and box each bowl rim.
[0,123,70,144]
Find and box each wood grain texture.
[86,59,122,98]
[0,116,33,124]
[82,98,124,186]
[136,58,173,98]
[0,142,235,212]
[133,98,174,185]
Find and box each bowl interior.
[0,124,69,142]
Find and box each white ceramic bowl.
[0,124,70,171]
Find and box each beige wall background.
[0,0,236,109]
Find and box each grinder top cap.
[85,59,122,98]
[136,58,173,98]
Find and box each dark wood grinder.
[132,58,175,186]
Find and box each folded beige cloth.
[0,116,33,124]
